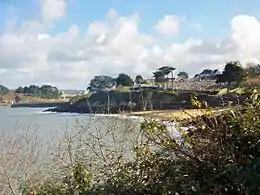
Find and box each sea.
[0,107,141,143]
[0,106,182,159]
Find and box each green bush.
[21,96,260,195]
[0,84,9,95]
[91,97,260,194]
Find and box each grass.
[115,86,132,92]
[131,108,229,120]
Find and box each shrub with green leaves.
[91,96,260,194]
[20,96,260,195]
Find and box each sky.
[1,0,260,89]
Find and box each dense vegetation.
[0,60,260,194]
[0,84,9,95]
[177,71,189,80]
[246,63,260,78]
[135,75,144,84]
[15,85,61,99]
[15,94,259,195]
[87,75,116,92]
[85,61,259,93]
[216,61,247,89]
[115,73,135,87]
[45,61,260,114]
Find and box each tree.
[15,85,61,99]
[115,73,134,87]
[216,61,247,90]
[16,87,24,93]
[153,71,167,89]
[0,85,9,95]
[87,75,116,92]
[154,66,176,90]
[245,63,260,78]
[135,75,144,84]
[40,85,61,99]
[177,71,189,80]
[28,85,40,96]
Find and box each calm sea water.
[0,107,139,142]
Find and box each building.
[194,69,221,80]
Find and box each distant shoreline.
[0,103,11,107]
[10,101,69,108]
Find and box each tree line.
[87,61,260,92]
[87,67,190,92]
[15,85,62,99]
[0,60,260,95]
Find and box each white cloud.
[1,8,260,89]
[106,8,118,20]
[155,15,180,35]
[41,0,67,21]
[231,15,260,58]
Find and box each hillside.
[46,88,252,114]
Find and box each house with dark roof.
[194,69,221,80]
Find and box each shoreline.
[127,108,229,121]
[83,108,230,121]
[2,103,229,122]
[10,101,69,108]
[0,103,11,107]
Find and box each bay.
[0,107,140,143]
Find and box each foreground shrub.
[9,97,260,194]
[90,97,260,194]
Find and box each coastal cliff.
[45,89,250,114]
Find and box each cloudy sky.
[1,0,260,89]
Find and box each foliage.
[135,75,144,84]
[141,79,151,85]
[15,85,61,99]
[28,162,91,195]
[115,73,134,87]
[19,96,260,195]
[216,61,247,88]
[177,71,189,80]
[93,97,260,194]
[0,84,9,95]
[153,70,166,83]
[216,87,249,95]
[87,75,116,92]
[153,66,176,89]
[69,93,92,103]
[245,63,260,78]
[158,66,176,75]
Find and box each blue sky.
[0,0,260,89]
[1,0,260,38]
